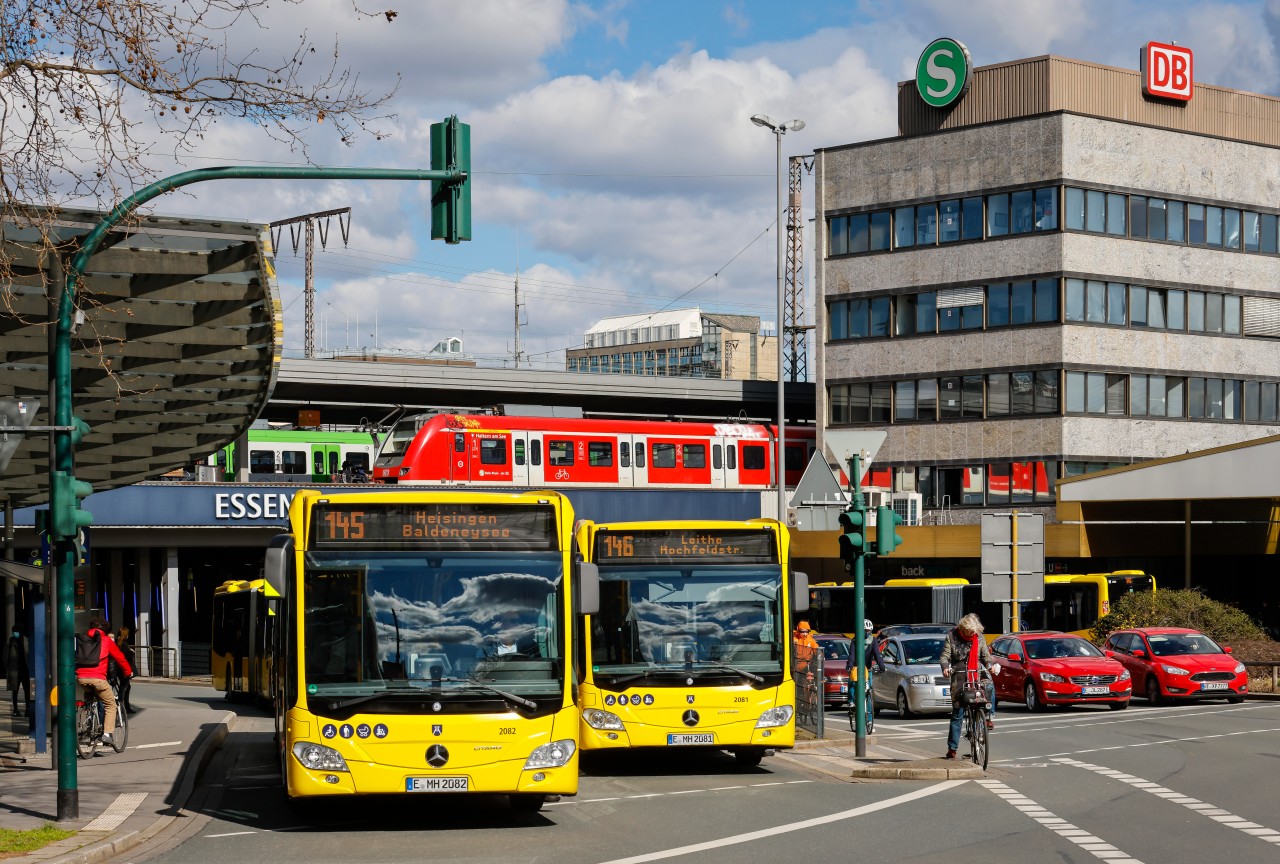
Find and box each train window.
[280,451,306,474]
[636,443,645,468]
[215,450,227,470]
[620,442,631,468]
[480,439,507,465]
[785,446,804,471]
[588,441,613,467]
[727,446,736,469]
[454,433,465,453]
[328,452,340,474]
[742,445,766,470]
[548,440,574,466]
[712,444,722,469]
[344,453,370,473]
[250,450,276,473]
[514,440,526,466]
[651,443,676,468]
[313,451,326,474]
[531,439,542,466]
[682,444,706,469]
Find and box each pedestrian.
[114,627,137,713]
[6,627,31,718]
[792,620,819,678]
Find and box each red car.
[1103,628,1247,704]
[815,635,852,708]
[991,631,1131,712]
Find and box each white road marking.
[976,778,1143,863]
[992,726,1280,762]
[1054,757,1280,846]
[83,792,148,832]
[592,781,965,864]
[133,740,183,749]
[870,702,1274,733]
[546,780,814,808]
[205,831,257,838]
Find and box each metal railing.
[138,646,179,679]
[180,642,211,677]
[1243,660,1280,693]
[793,644,824,737]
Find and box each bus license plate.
[406,776,469,792]
[1081,686,1109,696]
[1200,682,1228,691]
[667,733,715,746]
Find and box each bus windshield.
[302,550,564,702]
[591,564,783,681]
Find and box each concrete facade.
[816,62,1280,526]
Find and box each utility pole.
[270,207,352,358]
[513,257,523,369]
[784,156,815,382]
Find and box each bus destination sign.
[312,503,557,550]
[595,528,776,565]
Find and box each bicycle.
[847,674,876,734]
[75,684,127,758]
[956,670,990,770]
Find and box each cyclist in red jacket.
[75,618,133,747]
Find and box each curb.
[847,759,986,780]
[32,711,236,864]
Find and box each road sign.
[822,430,887,478]
[787,454,848,531]
[980,512,1044,602]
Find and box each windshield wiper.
[320,682,420,711]
[435,677,538,710]
[696,663,764,684]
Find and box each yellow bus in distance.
[211,578,279,704]
[268,490,598,812]
[575,519,806,767]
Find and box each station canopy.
[1,209,282,508]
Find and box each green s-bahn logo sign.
[916,37,972,108]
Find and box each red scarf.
[966,633,980,672]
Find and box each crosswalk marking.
[976,778,1143,864]
[1054,757,1280,846]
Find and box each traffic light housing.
[876,505,905,556]
[430,115,472,244]
[51,470,93,540]
[837,507,866,571]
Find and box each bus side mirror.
[263,533,294,596]
[792,570,810,614]
[574,561,599,616]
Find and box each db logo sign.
[1142,41,1193,102]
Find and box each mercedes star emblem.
[682,709,700,727]
[425,744,450,767]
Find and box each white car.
[871,633,953,717]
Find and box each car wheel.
[896,689,913,719]
[1024,681,1041,713]
[1109,700,1129,711]
[1227,696,1245,704]
[1145,676,1161,705]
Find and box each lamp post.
[750,113,805,522]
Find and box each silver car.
[871,633,952,717]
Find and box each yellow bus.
[574,519,806,767]
[211,578,280,704]
[810,570,1156,639]
[267,489,597,811]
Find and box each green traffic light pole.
[51,159,467,821]
[846,452,869,758]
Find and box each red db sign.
[1142,41,1193,102]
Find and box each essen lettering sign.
[1142,41,1193,102]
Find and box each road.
[120,696,1280,864]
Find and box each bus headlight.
[292,742,349,772]
[583,709,625,730]
[755,706,794,728]
[523,739,576,769]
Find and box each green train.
[205,429,382,483]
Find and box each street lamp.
[750,113,805,522]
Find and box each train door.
[448,430,468,483]
[310,444,339,482]
[526,433,545,486]
[511,432,531,486]
[628,436,647,486]
[616,436,639,487]
[468,431,513,485]
[710,437,729,488]
[736,440,771,488]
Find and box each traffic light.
[430,115,472,244]
[837,507,866,571]
[51,471,93,540]
[876,505,905,556]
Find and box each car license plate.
[667,733,715,745]
[1081,686,1109,696]
[406,776,469,792]
[942,687,949,696]
[839,684,848,694]
[1200,682,1228,691]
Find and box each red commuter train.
[372,413,816,490]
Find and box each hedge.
[1092,589,1265,645]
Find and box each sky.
[115,0,1280,372]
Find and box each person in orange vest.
[792,620,819,679]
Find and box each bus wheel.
[734,748,764,768]
[509,794,546,812]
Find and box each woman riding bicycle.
[938,613,998,760]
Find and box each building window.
[894,381,917,421]
[1011,189,1035,234]
[916,292,937,334]
[1036,370,1059,414]
[987,284,1010,327]
[916,203,938,245]
[987,193,1009,237]
[917,378,938,420]
[1065,371,1126,415]
[939,199,961,243]
[870,296,891,337]
[894,206,915,248]
[987,373,1010,415]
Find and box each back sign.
[1142,41,1193,102]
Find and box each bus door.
[468,432,514,485]
[310,444,339,482]
[933,585,964,625]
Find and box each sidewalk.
[0,680,233,864]
[775,716,986,781]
